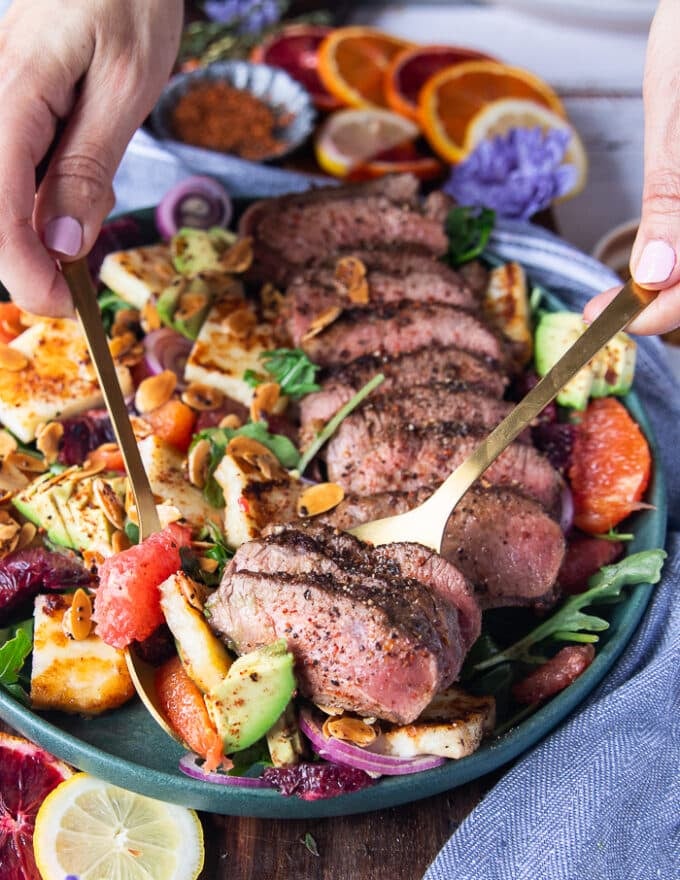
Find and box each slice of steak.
[208,523,465,723]
[301,302,506,368]
[325,417,563,510]
[319,485,565,609]
[241,175,448,284]
[458,260,491,299]
[284,266,477,344]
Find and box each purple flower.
[443,127,578,220]
[203,0,283,33]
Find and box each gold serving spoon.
[350,278,657,551]
[62,258,179,742]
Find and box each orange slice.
[314,107,420,177]
[317,26,415,108]
[385,44,494,121]
[419,60,566,163]
[464,99,588,198]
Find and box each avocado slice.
[534,311,593,410]
[13,474,72,547]
[156,275,214,340]
[204,639,296,754]
[590,331,636,397]
[170,227,236,276]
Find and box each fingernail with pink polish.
[43,216,83,256]
[634,239,676,284]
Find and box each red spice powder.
[170,80,290,160]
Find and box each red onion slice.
[155,175,233,239]
[179,752,270,788]
[299,708,446,777]
[560,484,575,534]
[143,327,193,384]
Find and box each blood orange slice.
[385,44,494,121]
[0,731,72,880]
[250,24,342,111]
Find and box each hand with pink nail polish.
[0,0,182,317]
[584,0,680,337]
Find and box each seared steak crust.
[301,302,506,367]
[207,523,473,723]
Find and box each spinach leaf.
[244,348,320,399]
[445,206,495,265]
[0,620,33,704]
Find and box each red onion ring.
[560,484,575,534]
[299,708,446,776]
[155,175,233,240]
[179,752,270,788]
[143,327,193,385]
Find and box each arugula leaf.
[244,348,320,399]
[98,289,132,334]
[0,620,33,704]
[296,373,385,476]
[445,206,495,266]
[193,421,301,507]
[474,549,666,671]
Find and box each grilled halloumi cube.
[138,434,222,529]
[370,687,496,760]
[99,243,177,308]
[0,318,132,443]
[159,572,232,693]
[30,593,135,714]
[213,451,301,548]
[483,261,533,367]
[184,295,281,406]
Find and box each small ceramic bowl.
[150,60,316,163]
[591,218,639,280]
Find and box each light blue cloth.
[111,140,679,879]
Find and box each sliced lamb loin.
[301,302,507,368]
[240,174,448,284]
[325,417,563,510]
[319,485,566,609]
[207,523,470,724]
[283,265,477,344]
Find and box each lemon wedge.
[33,772,204,880]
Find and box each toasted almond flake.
[135,369,177,413]
[301,305,342,341]
[0,430,17,458]
[130,416,153,440]
[93,478,125,530]
[219,413,242,430]
[198,556,219,574]
[188,439,211,488]
[117,341,145,368]
[335,256,369,304]
[157,503,183,527]
[176,290,209,322]
[297,482,344,517]
[181,382,225,412]
[63,588,93,641]
[223,306,257,337]
[347,277,369,304]
[0,460,29,493]
[17,521,37,549]
[0,516,21,555]
[108,331,137,359]
[0,344,28,371]
[250,382,280,423]
[111,308,140,338]
[222,236,254,273]
[323,714,378,746]
[316,703,345,716]
[74,462,106,481]
[35,421,64,463]
[111,529,131,554]
[7,450,47,473]
[140,301,161,333]
[227,435,279,480]
[178,574,208,611]
[260,282,285,320]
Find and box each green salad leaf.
[445,206,495,265]
[0,619,33,704]
[98,289,133,334]
[244,348,320,399]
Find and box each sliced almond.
[181,382,225,412]
[111,308,140,338]
[17,521,37,550]
[0,512,21,555]
[198,556,219,574]
[135,369,177,413]
[227,435,279,480]
[250,382,280,423]
[7,450,47,473]
[301,305,342,342]
[219,413,242,430]
[111,529,131,554]
[297,482,344,517]
[140,301,161,333]
[0,429,17,458]
[221,236,253,273]
[260,282,285,320]
[176,290,209,322]
[108,331,138,359]
[157,503,183,527]
[223,306,257,338]
[335,256,369,304]
[178,573,209,611]
[63,588,93,641]
[323,714,378,746]
[0,344,28,371]
[0,460,30,494]
[93,478,125,530]
[187,438,212,488]
[35,421,64,463]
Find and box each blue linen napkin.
[424,221,680,880]
[111,141,678,878]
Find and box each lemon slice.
[33,772,204,880]
[464,98,588,199]
[314,107,419,177]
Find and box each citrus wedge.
[466,98,588,198]
[315,107,421,177]
[33,772,204,880]
[317,26,415,108]
[0,731,73,880]
[419,59,566,162]
[385,44,494,121]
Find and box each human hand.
[0,0,182,317]
[584,0,680,336]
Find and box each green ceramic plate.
[0,212,667,818]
